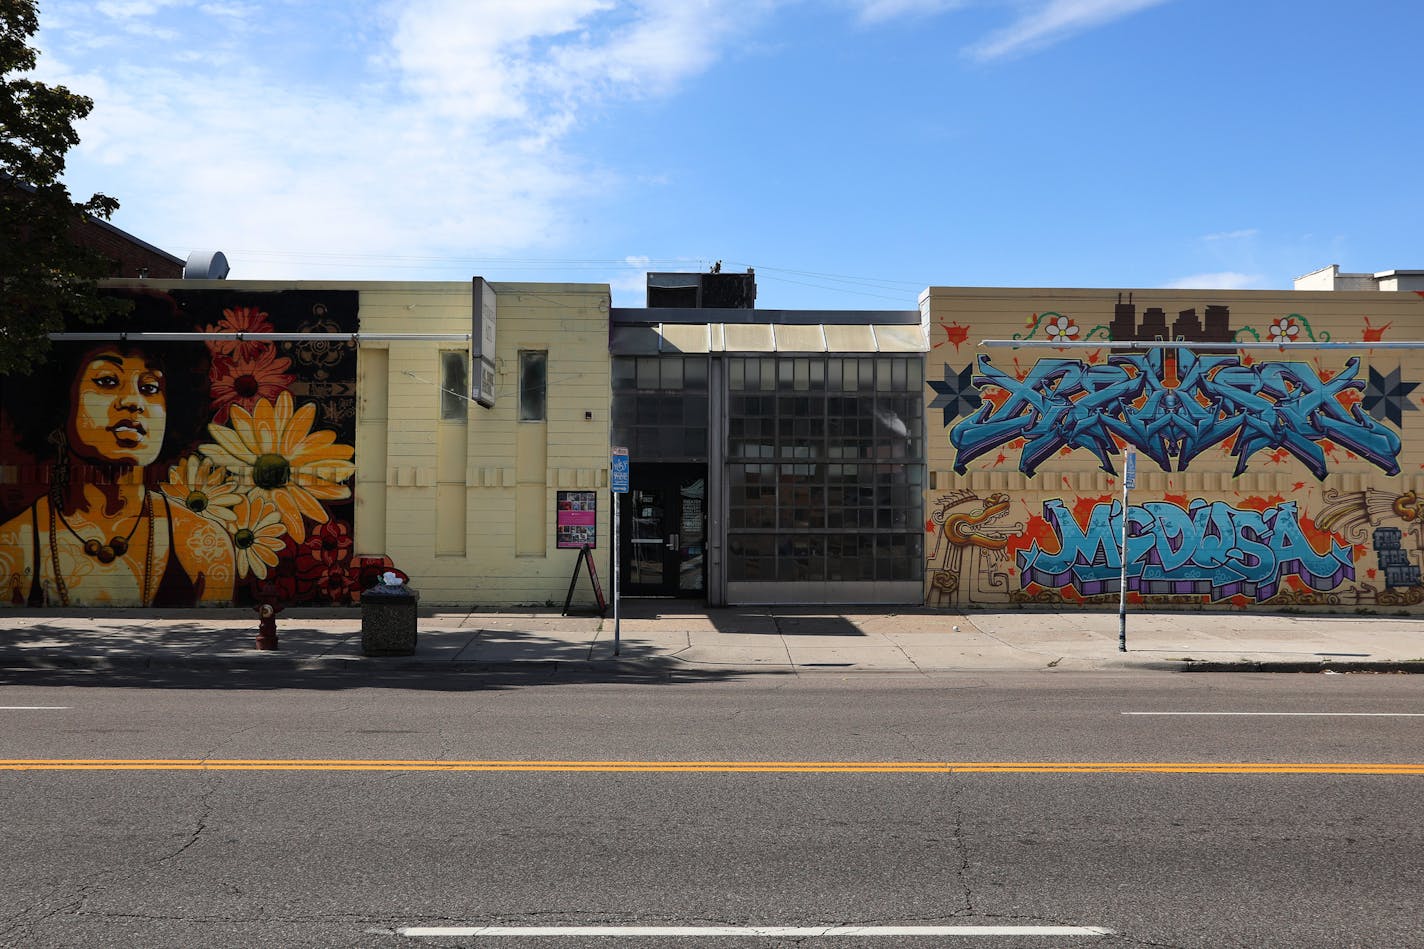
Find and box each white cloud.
[197,2,258,20]
[386,0,607,123]
[38,0,1170,285]
[1161,272,1266,291]
[847,0,964,25]
[35,1,772,277]
[95,0,187,18]
[966,0,1171,62]
[1203,228,1259,242]
[611,263,652,300]
[387,1,764,126]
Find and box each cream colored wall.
[922,286,1424,612]
[356,281,612,608]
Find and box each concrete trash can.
[361,581,419,656]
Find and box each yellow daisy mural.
[161,454,243,524]
[202,391,356,543]
[229,495,287,580]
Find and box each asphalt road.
[0,668,1420,948]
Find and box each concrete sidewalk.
[2,601,1424,675]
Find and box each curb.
[3,654,1422,676]
[1175,660,1424,674]
[0,653,743,678]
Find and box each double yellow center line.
[0,759,1421,774]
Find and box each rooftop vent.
[183,250,230,279]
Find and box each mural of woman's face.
[67,348,168,466]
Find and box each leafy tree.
[0,0,127,375]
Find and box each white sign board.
[471,277,497,408]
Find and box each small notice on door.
[556,491,597,549]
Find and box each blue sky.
[31,0,1424,309]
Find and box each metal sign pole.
[1118,451,1136,652]
[610,447,630,658]
[613,491,620,657]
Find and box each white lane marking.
[0,706,71,710]
[398,925,1112,937]
[1123,712,1424,717]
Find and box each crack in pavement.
[947,777,975,917]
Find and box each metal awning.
[610,322,928,355]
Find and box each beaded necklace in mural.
[47,489,155,606]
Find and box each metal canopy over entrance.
[609,307,926,357]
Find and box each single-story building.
[3,273,1421,613]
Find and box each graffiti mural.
[1015,498,1354,602]
[950,348,1403,480]
[923,289,1424,612]
[0,289,359,608]
[1016,310,1110,344]
[924,490,1019,606]
[1317,488,1424,607]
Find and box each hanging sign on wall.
[557,490,597,549]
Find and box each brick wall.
[70,219,183,278]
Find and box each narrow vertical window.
[440,350,468,421]
[519,350,547,421]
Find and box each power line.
[167,247,929,305]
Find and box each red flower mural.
[206,307,277,362]
[297,520,361,604]
[208,346,296,424]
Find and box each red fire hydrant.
[254,583,283,650]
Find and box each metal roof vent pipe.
[183,250,230,279]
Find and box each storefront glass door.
[621,464,706,597]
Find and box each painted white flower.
[1045,314,1079,342]
[1268,317,1301,343]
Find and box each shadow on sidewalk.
[0,659,746,693]
[616,599,874,637]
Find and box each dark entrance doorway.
[621,463,707,597]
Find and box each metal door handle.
[667,533,679,550]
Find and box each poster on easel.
[562,543,607,616]
[556,490,597,549]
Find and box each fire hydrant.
[254,584,282,650]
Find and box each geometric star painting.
[928,364,983,428]
[1363,365,1420,427]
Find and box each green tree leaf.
[1,0,129,376]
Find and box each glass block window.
[611,355,709,462]
[725,355,924,584]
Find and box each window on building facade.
[440,350,468,421]
[725,355,924,584]
[519,351,547,421]
[611,355,709,461]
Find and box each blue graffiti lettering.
[950,349,1402,479]
[1017,499,1354,601]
